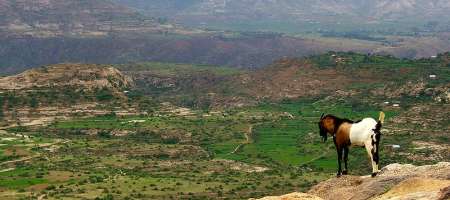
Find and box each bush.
[98,130,112,138]
[162,137,180,144]
[96,88,114,101]
[95,194,114,200]
[89,175,105,183]
[46,185,56,190]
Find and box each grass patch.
[0,178,47,189]
[119,62,244,76]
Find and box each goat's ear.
[320,113,325,120]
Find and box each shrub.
[45,185,56,190]
[98,130,112,138]
[96,88,114,101]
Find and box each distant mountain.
[115,0,450,20]
[114,0,450,32]
[113,0,202,18]
[1,0,449,74]
[0,0,178,38]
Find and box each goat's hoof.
[336,172,342,177]
[342,170,348,175]
[371,172,378,177]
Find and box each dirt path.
[0,168,15,173]
[299,144,334,167]
[37,194,47,200]
[0,156,38,166]
[230,123,259,154]
[244,125,253,143]
[0,139,69,166]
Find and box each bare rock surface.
[308,162,450,200]
[252,192,324,200]
[255,162,450,200]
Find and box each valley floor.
[0,98,448,199]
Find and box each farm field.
[2,97,448,199]
[0,52,449,199]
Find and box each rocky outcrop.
[0,63,133,91]
[255,162,450,200]
[309,162,450,200]
[253,192,323,200]
[0,64,138,127]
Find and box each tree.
[30,96,39,108]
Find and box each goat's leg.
[373,134,381,173]
[364,142,378,177]
[335,146,343,177]
[333,137,343,177]
[343,146,349,175]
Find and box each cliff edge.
[254,162,450,200]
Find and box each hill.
[5,52,448,118]
[0,64,140,126]
[0,63,132,90]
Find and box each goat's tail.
[378,111,385,124]
[374,111,385,134]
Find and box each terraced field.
[0,52,449,199]
[0,98,409,199]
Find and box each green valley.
[0,52,448,199]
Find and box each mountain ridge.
[114,0,450,24]
[0,0,183,38]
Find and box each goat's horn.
[320,113,325,119]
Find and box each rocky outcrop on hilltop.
[254,162,450,200]
[0,63,133,91]
[0,64,139,127]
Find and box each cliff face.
[254,162,450,200]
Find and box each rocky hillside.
[1,52,449,126]
[0,64,139,126]
[255,162,450,200]
[0,63,133,90]
[0,0,179,38]
[239,58,355,100]
[120,52,450,109]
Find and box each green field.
[1,52,449,199]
